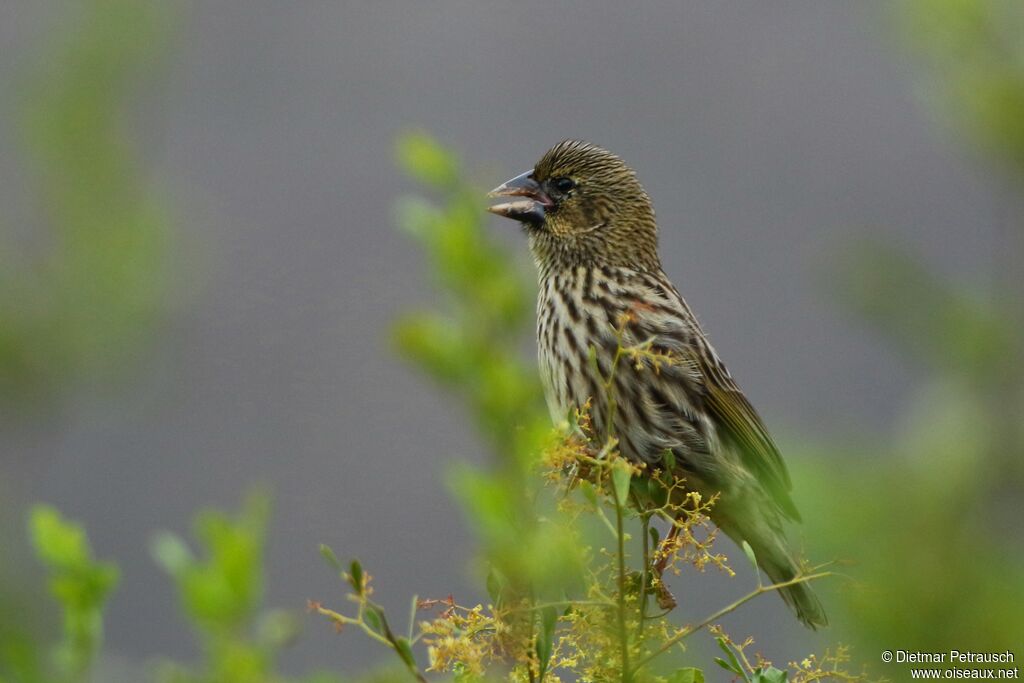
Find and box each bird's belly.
[536,284,608,428]
[537,276,715,472]
[538,341,569,425]
[537,312,596,426]
[537,288,646,460]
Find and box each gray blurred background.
[0,0,1011,676]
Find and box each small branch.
[594,503,620,538]
[614,497,632,683]
[310,603,392,647]
[310,601,429,683]
[632,571,834,673]
[639,513,652,626]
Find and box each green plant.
[152,492,340,683]
[783,0,1024,664]
[0,0,175,404]
[0,496,338,683]
[0,507,118,683]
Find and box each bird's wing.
[696,353,800,521]
[627,271,800,521]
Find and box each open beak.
[487,170,552,225]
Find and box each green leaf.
[408,594,419,640]
[364,606,383,634]
[30,505,89,567]
[395,131,459,188]
[535,605,558,680]
[715,658,741,674]
[716,637,745,676]
[257,609,300,647]
[565,404,579,428]
[319,544,342,572]
[150,532,192,575]
[649,525,660,550]
[741,540,759,574]
[646,475,668,508]
[486,567,510,604]
[752,666,788,683]
[27,504,120,680]
[394,637,417,670]
[662,449,676,470]
[157,493,268,630]
[394,196,441,238]
[348,560,364,595]
[611,463,632,508]
[579,480,598,506]
[668,667,705,683]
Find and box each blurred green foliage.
[787,0,1024,664]
[394,132,547,457]
[3,496,338,683]
[29,507,119,682]
[0,507,118,683]
[393,129,586,620]
[153,495,270,636]
[832,239,1016,387]
[152,492,338,683]
[900,0,1024,173]
[0,0,174,404]
[795,249,1024,652]
[395,131,590,600]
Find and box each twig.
[614,496,632,683]
[639,513,652,625]
[311,601,429,683]
[632,571,834,673]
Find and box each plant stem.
[639,513,651,624]
[312,602,428,683]
[614,496,631,683]
[631,571,833,673]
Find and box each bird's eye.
[552,177,575,193]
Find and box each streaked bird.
[488,140,827,629]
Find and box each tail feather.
[755,537,828,630]
[712,497,828,629]
[769,563,828,630]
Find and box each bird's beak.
[487,170,552,224]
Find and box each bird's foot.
[652,576,677,611]
[648,520,682,611]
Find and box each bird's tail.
[757,539,828,630]
[765,548,827,634]
[714,501,828,629]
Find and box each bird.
[487,140,827,629]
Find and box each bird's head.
[488,140,660,273]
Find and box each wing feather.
[700,355,800,521]
[624,270,801,521]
